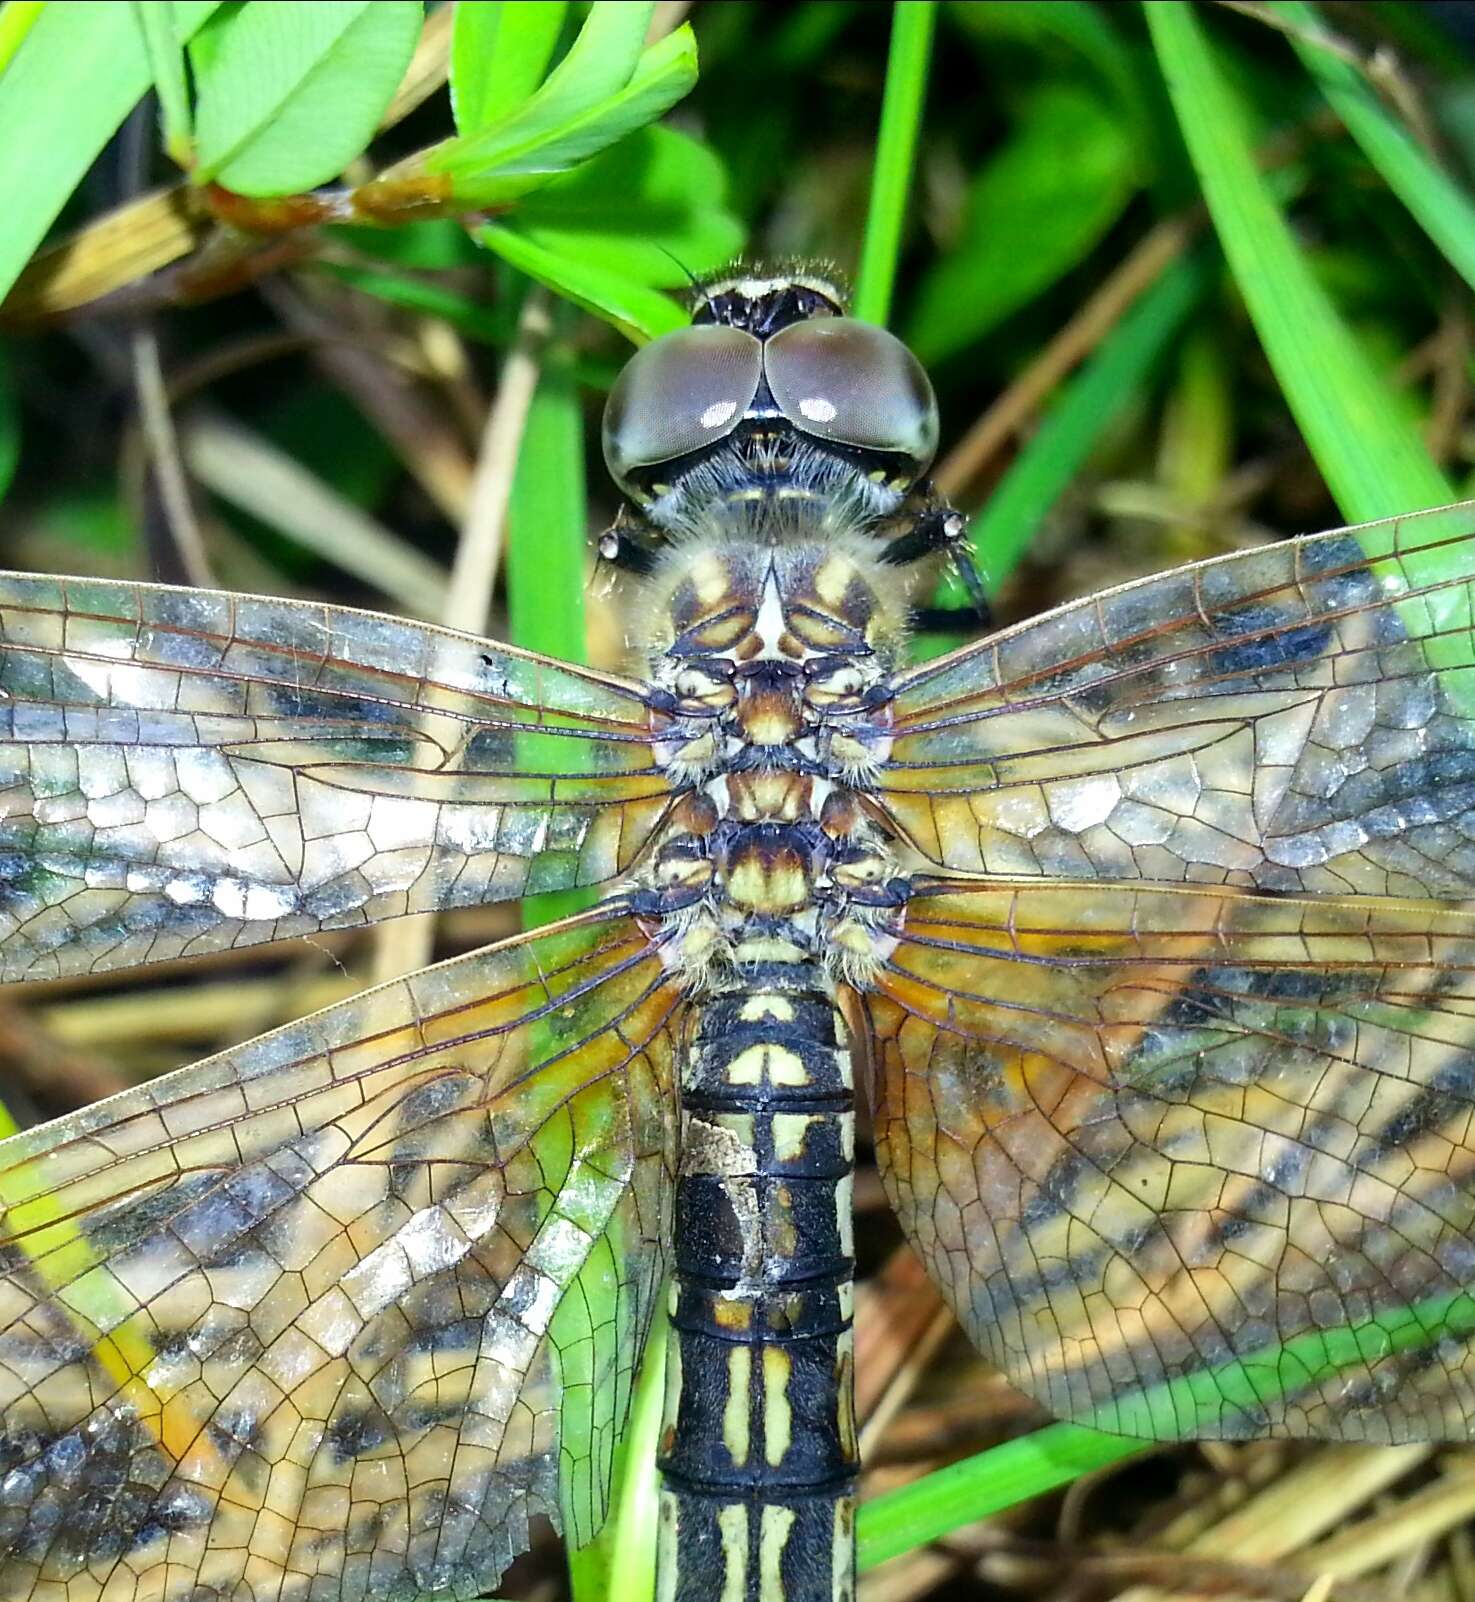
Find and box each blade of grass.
[1274,0,1475,298]
[509,330,593,932]
[965,251,1206,596]
[0,0,42,75]
[1145,2,1450,524]
[854,0,936,326]
[567,1311,666,1602]
[858,1420,1143,1572]
[921,248,1206,657]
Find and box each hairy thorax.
[631,535,917,990]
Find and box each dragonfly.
[3,268,1475,1602]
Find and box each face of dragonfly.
[3,267,1475,1602]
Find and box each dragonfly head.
[601,270,938,528]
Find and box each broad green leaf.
[905,84,1137,363]
[1277,0,1475,297]
[0,0,218,305]
[1145,2,1450,524]
[509,126,744,283]
[469,0,652,150]
[451,0,569,134]
[193,0,422,194]
[478,223,686,344]
[135,0,194,164]
[426,23,697,205]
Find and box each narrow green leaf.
[0,0,218,304]
[427,24,697,204]
[134,0,194,165]
[1145,1,1450,523]
[855,1,935,327]
[927,251,1205,637]
[193,0,422,194]
[478,223,688,344]
[858,1421,1142,1572]
[452,0,568,133]
[567,1313,666,1602]
[905,83,1137,363]
[509,126,744,284]
[1276,0,1475,297]
[0,343,17,506]
[509,350,594,931]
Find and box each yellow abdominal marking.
[718,1505,748,1602]
[724,1346,752,1467]
[760,1505,797,1597]
[763,1347,794,1467]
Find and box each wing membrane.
[878,503,1475,895]
[0,572,672,979]
[854,878,1475,1442]
[0,906,683,1601]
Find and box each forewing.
[878,502,1475,895]
[0,907,683,1601]
[0,572,672,980]
[854,879,1475,1442]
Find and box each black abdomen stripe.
[658,975,857,1602]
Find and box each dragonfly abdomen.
[658,973,857,1602]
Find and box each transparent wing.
[0,572,672,979]
[877,502,1475,895]
[853,879,1475,1442]
[0,907,683,1601]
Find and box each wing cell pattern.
[858,880,1475,1443]
[0,911,682,1601]
[880,505,1475,896]
[0,573,670,980]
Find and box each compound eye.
[765,318,938,472]
[602,325,764,497]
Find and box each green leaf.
[925,251,1206,645]
[135,0,194,165]
[0,0,218,305]
[854,1,936,328]
[425,22,698,206]
[905,83,1137,363]
[507,126,744,284]
[451,0,569,134]
[478,223,687,344]
[1276,0,1475,297]
[858,1421,1142,1573]
[193,0,422,195]
[1145,1,1450,523]
[0,343,17,506]
[508,349,594,932]
[0,1,44,76]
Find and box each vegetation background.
[2,0,1475,1597]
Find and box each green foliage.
[906,82,1139,363]
[0,0,218,301]
[450,1,569,135]
[192,1,422,193]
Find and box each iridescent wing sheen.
[877,502,1475,895]
[852,878,1475,1443]
[0,572,672,980]
[0,907,683,1602]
